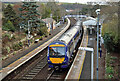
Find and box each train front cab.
[48,42,69,69]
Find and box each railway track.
[2,48,48,81]
[46,22,84,81]
[2,18,77,81]
[47,69,68,81]
[46,35,83,81]
[19,56,47,80]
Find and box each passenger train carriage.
[48,19,83,69]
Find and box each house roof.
[42,18,55,24]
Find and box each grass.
[106,53,111,67]
[108,74,114,78]
[109,60,115,64]
[105,52,119,79]
[105,52,113,79]
[2,55,8,60]
[106,66,114,74]
[110,56,118,60]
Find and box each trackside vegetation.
[101,5,120,53]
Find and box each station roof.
[83,19,97,26]
[83,17,101,26]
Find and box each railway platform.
[65,25,88,80]
[0,18,70,81]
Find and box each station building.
[42,18,56,32]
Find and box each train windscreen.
[49,47,65,57]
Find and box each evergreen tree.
[19,2,40,29]
[3,4,17,23]
[42,7,51,19]
[53,8,60,22]
[3,20,15,32]
[46,2,61,21]
[3,4,20,29]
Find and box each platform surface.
[65,26,88,79]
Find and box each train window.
[74,33,79,40]
[69,42,74,53]
[68,47,70,57]
[49,47,65,57]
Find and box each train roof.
[58,20,81,45]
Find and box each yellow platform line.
[0,44,42,73]
[78,32,88,80]
[1,34,54,72]
[0,18,70,73]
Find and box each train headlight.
[48,60,50,62]
[64,60,66,62]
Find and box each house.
[42,18,56,32]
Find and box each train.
[47,19,83,69]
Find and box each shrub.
[106,74,114,79]
[38,27,48,36]
[3,33,10,38]
[6,46,10,54]
[13,42,23,51]
[110,56,118,60]
[39,36,43,40]
[102,14,120,53]
[2,48,7,55]
[13,43,19,51]
[103,33,114,52]
[12,35,16,39]
[106,66,114,74]
[30,39,33,43]
[13,51,16,55]
[2,20,15,32]
[3,33,11,40]
[18,42,23,47]
[103,33,119,53]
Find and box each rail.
[0,18,70,81]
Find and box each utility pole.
[19,1,40,46]
[99,25,102,58]
[57,16,58,22]
[96,9,100,80]
[28,20,31,47]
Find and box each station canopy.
[83,19,97,26]
[83,17,101,26]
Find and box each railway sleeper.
[31,70,40,73]
[50,77,62,79]
[52,75,61,77]
[33,68,41,71]
[25,75,35,77]
[28,72,38,75]
[35,67,42,69]
[22,77,33,79]
[36,64,43,67]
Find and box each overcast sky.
[58,0,119,3]
[58,0,102,4]
[1,0,120,3]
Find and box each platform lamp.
[95,9,100,80]
[27,20,32,47]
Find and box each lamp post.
[95,9,100,80]
[78,47,94,80]
[99,25,102,58]
[57,16,58,22]
[28,20,32,47]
